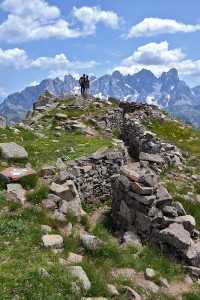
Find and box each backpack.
[79,76,85,85]
[85,78,90,88]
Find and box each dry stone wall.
[110,161,200,269]
[108,102,200,270]
[53,146,129,204]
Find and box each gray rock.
[162,206,178,218]
[184,266,200,278]
[38,268,51,277]
[59,198,82,216]
[47,194,61,203]
[56,158,67,171]
[50,210,66,221]
[68,266,91,290]
[67,252,83,264]
[0,116,6,128]
[135,211,152,236]
[148,282,160,293]
[131,182,154,195]
[120,200,136,224]
[172,202,186,216]
[41,225,52,233]
[6,183,26,204]
[123,231,142,250]
[159,223,191,250]
[111,268,135,281]
[42,234,63,249]
[0,142,28,159]
[49,182,75,201]
[144,268,156,280]
[55,113,68,120]
[41,166,56,176]
[139,152,162,163]
[124,286,142,300]
[0,167,36,183]
[107,284,120,296]
[82,234,106,250]
[42,199,56,210]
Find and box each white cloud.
[0,47,100,71]
[48,69,80,80]
[0,1,122,43]
[0,87,8,97]
[0,48,29,69]
[31,53,100,69]
[110,41,200,79]
[0,0,60,20]
[122,42,185,66]
[72,6,123,35]
[123,17,200,38]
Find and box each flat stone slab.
[42,234,63,249]
[120,164,140,181]
[0,167,36,183]
[89,147,109,159]
[6,183,26,204]
[49,182,75,201]
[0,142,28,159]
[159,223,191,250]
[139,152,162,163]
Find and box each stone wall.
[122,114,183,173]
[107,102,200,270]
[111,161,200,269]
[53,146,129,204]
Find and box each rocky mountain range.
[1,68,200,128]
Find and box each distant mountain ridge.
[1,68,200,126]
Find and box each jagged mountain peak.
[1,68,200,126]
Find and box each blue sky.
[0,0,200,102]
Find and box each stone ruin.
[52,100,200,274]
[53,146,129,204]
[111,161,200,274]
[7,91,200,274]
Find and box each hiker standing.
[85,75,90,94]
[79,74,86,94]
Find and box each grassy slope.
[0,100,200,299]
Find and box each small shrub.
[182,292,200,300]
[18,174,38,189]
[0,181,6,190]
[81,201,94,213]
[80,215,90,231]
[195,185,200,194]
[0,218,24,236]
[113,129,122,139]
[66,210,77,225]
[74,129,83,135]
[26,184,48,204]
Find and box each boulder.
[68,266,91,290]
[0,142,28,159]
[158,223,191,250]
[0,167,36,183]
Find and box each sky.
[0,0,200,102]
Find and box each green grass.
[142,119,200,158]
[0,127,113,172]
[26,184,49,204]
[0,101,199,299]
